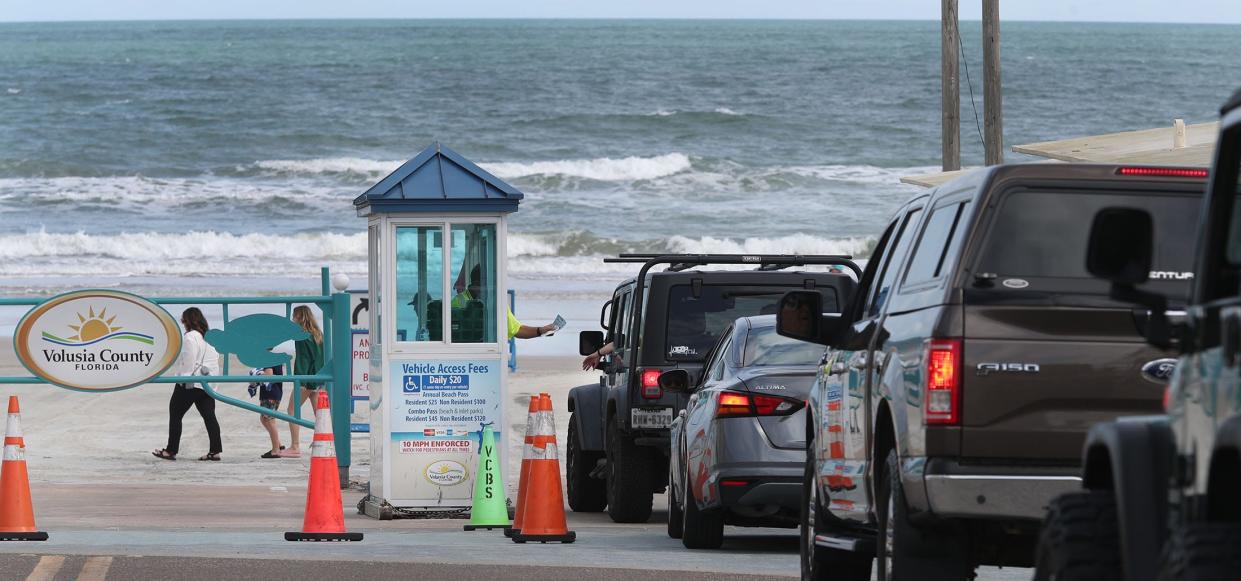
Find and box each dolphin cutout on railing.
[204,313,309,368]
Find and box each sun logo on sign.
[41,306,154,347]
[70,307,120,342]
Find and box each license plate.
[631,407,673,429]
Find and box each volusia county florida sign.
[14,290,183,392]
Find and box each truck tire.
[876,450,971,581]
[567,414,607,512]
[1033,491,1121,581]
[1158,522,1241,581]
[606,418,655,523]
[667,470,684,539]
[800,437,871,581]
[681,458,724,549]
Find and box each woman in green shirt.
[282,305,323,458]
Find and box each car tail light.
[924,339,962,425]
[1117,167,1208,179]
[715,391,802,418]
[640,369,663,399]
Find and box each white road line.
[77,556,114,581]
[25,555,65,581]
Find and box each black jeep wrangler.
[567,254,859,523]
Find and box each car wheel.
[1033,491,1121,581]
[876,450,971,581]
[667,458,684,539]
[801,431,871,581]
[567,414,607,512]
[681,457,724,550]
[606,416,655,523]
[1158,521,1241,581]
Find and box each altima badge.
[1140,358,1177,384]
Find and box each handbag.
[188,343,210,389]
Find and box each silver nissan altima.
[665,314,823,549]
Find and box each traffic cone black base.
[512,531,576,544]
[463,524,512,531]
[284,531,364,542]
[503,527,518,537]
[0,531,47,542]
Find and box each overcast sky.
[4,0,1239,24]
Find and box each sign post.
[355,143,523,515]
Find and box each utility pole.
[941,0,961,171]
[982,0,1003,165]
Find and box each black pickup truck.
[567,254,859,523]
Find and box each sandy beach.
[0,337,593,499]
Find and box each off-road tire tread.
[1158,521,1241,581]
[567,414,607,512]
[606,417,655,523]
[1033,490,1121,581]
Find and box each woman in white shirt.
[152,307,223,461]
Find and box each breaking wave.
[0,230,873,279]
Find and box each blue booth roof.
[353,142,523,215]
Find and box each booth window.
[395,226,445,342]
[449,224,498,344]
[368,225,382,347]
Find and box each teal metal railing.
[0,268,354,480]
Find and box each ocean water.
[0,19,1238,298]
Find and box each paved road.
[0,483,1032,580]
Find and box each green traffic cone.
[464,425,511,531]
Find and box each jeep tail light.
[716,391,802,418]
[925,339,962,425]
[640,369,663,399]
[1117,167,1208,179]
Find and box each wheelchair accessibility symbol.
[403,375,421,393]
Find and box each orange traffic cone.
[511,394,575,544]
[0,396,47,541]
[285,389,362,542]
[505,394,543,538]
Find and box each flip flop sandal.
[198,453,221,461]
[260,451,281,459]
[152,449,176,461]
[278,449,301,458]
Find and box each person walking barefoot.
[282,306,323,458]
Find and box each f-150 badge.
[976,362,1040,376]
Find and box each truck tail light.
[716,391,802,419]
[1117,167,1208,179]
[924,339,962,426]
[640,369,663,399]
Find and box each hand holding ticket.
[542,315,567,337]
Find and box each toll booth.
[354,143,522,517]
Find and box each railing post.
[330,288,352,488]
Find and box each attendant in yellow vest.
[454,266,555,340]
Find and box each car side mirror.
[776,291,849,346]
[1087,208,1153,286]
[1086,207,1173,348]
[579,331,605,356]
[658,369,692,393]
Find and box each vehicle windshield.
[664,285,837,360]
[742,325,825,367]
[976,190,1198,294]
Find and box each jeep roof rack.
[606,253,863,358]
[604,253,859,274]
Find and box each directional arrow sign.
[349,292,369,332]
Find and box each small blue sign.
[403,374,470,393]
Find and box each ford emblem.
[1140,358,1178,384]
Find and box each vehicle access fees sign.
[387,358,501,505]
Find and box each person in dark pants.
[153,307,223,461]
